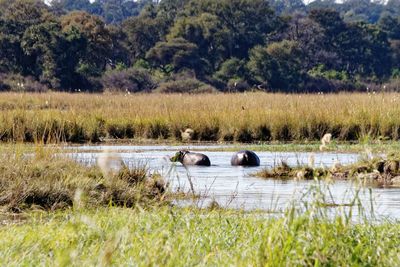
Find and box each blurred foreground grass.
[0,206,399,266]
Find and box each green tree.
[167,0,281,74]
[385,0,400,17]
[379,15,400,40]
[21,22,86,89]
[0,0,51,74]
[122,12,161,63]
[248,40,303,91]
[270,0,306,15]
[214,58,247,82]
[61,11,111,75]
[167,13,228,73]
[146,38,200,74]
[21,22,65,88]
[279,13,337,70]
[107,24,130,67]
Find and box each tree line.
[0,0,400,93]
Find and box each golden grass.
[0,92,399,143]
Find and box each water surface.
[65,145,400,220]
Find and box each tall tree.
[0,0,51,74]
[270,0,306,15]
[122,9,162,63]
[247,40,303,91]
[61,11,111,75]
[183,0,279,60]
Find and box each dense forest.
[0,0,400,93]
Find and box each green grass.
[0,206,399,266]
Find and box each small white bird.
[320,133,332,151]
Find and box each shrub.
[0,73,48,92]
[302,75,361,92]
[380,78,400,92]
[227,78,250,92]
[214,58,248,82]
[154,78,218,94]
[0,74,10,91]
[102,67,156,93]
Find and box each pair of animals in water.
[170,150,260,167]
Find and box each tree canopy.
[0,0,400,92]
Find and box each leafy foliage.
[1,0,400,92]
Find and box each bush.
[227,78,250,92]
[0,74,10,91]
[101,67,156,93]
[213,58,248,82]
[379,78,400,92]
[302,75,362,92]
[154,78,218,94]
[0,73,48,92]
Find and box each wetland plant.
[255,154,400,187]
[2,92,400,143]
[0,149,167,212]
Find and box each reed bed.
[0,92,399,143]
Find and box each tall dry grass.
[0,92,399,143]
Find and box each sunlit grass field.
[1,92,400,143]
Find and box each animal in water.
[170,150,211,166]
[231,150,260,166]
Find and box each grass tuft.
[0,150,166,212]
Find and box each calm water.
[65,145,400,219]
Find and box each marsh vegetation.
[0,143,399,265]
[2,92,400,144]
[1,205,400,266]
[0,147,166,212]
[255,155,400,188]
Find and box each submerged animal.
[170,150,211,166]
[231,150,260,166]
